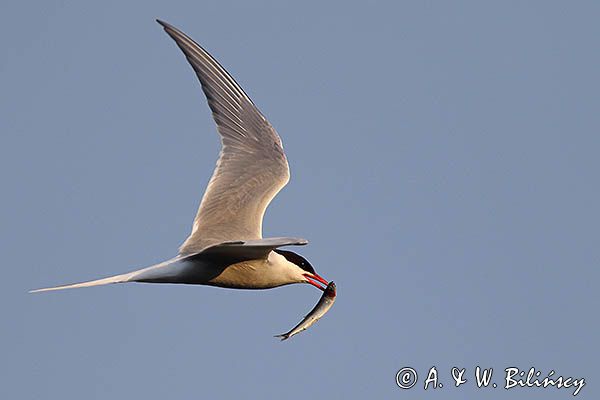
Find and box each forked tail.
[29,271,135,293]
[29,256,184,293]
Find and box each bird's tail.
[29,271,135,293]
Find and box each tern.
[31,20,330,294]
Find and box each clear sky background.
[2,1,598,399]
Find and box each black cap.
[274,250,316,274]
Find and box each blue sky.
[2,1,598,398]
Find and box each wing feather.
[158,20,290,254]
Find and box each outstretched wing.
[158,20,290,255]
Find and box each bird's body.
[32,236,325,293]
[134,251,307,289]
[31,20,330,296]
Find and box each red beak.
[303,273,329,291]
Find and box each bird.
[30,20,330,294]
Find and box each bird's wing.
[187,237,308,265]
[158,20,291,255]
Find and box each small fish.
[275,281,336,341]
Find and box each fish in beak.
[276,281,337,340]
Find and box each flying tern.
[31,20,331,297]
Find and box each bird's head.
[274,249,329,290]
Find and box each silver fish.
[275,281,336,340]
